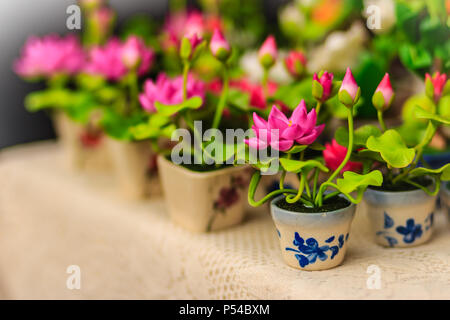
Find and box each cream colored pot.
[440,182,450,221]
[271,195,356,271]
[157,156,250,232]
[364,188,436,248]
[106,138,160,200]
[52,111,110,171]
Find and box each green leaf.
[357,149,385,163]
[130,114,175,140]
[155,96,203,116]
[409,163,450,181]
[336,170,383,194]
[308,141,325,151]
[414,106,450,125]
[366,129,415,168]
[285,145,307,154]
[227,89,250,111]
[335,125,382,148]
[279,158,329,173]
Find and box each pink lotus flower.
[85,37,154,81]
[323,139,362,173]
[373,73,394,111]
[210,28,230,60]
[312,71,334,102]
[339,68,360,106]
[14,34,85,79]
[258,35,277,68]
[285,51,307,78]
[162,10,207,50]
[245,101,325,151]
[121,36,154,70]
[139,73,205,113]
[425,72,447,102]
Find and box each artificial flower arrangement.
[350,71,450,247]
[14,0,116,170]
[244,68,384,271]
[129,29,255,232]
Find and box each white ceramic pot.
[270,195,356,271]
[440,181,450,220]
[157,155,250,233]
[364,188,436,248]
[52,111,110,171]
[106,138,160,200]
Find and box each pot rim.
[270,194,356,218]
[365,185,434,196]
[157,154,249,179]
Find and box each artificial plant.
[246,68,383,209]
[335,71,450,195]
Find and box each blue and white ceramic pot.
[364,188,436,248]
[270,195,356,271]
[440,181,450,220]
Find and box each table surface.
[0,142,449,299]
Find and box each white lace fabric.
[0,142,449,299]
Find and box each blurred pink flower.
[323,139,362,173]
[425,72,447,102]
[285,51,306,78]
[313,71,334,102]
[210,28,230,59]
[121,36,154,71]
[14,34,85,78]
[91,7,115,36]
[85,37,154,81]
[245,101,324,151]
[162,10,220,49]
[258,35,277,68]
[139,73,205,112]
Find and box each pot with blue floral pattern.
[364,187,436,248]
[440,181,450,220]
[270,195,356,271]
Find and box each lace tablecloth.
[0,142,449,299]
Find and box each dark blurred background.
[0,0,286,149]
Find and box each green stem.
[262,68,269,97]
[377,110,387,132]
[128,72,138,114]
[315,101,322,117]
[182,62,190,102]
[247,171,298,207]
[404,177,440,196]
[315,107,354,206]
[312,168,319,198]
[212,67,229,129]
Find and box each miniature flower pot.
[106,138,160,200]
[52,111,110,171]
[270,195,356,271]
[157,155,250,233]
[440,182,450,220]
[364,188,436,248]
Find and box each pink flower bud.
[339,68,360,107]
[188,33,202,52]
[284,51,307,78]
[312,71,334,102]
[425,72,447,102]
[258,35,277,69]
[210,28,230,61]
[121,36,142,69]
[373,73,394,111]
